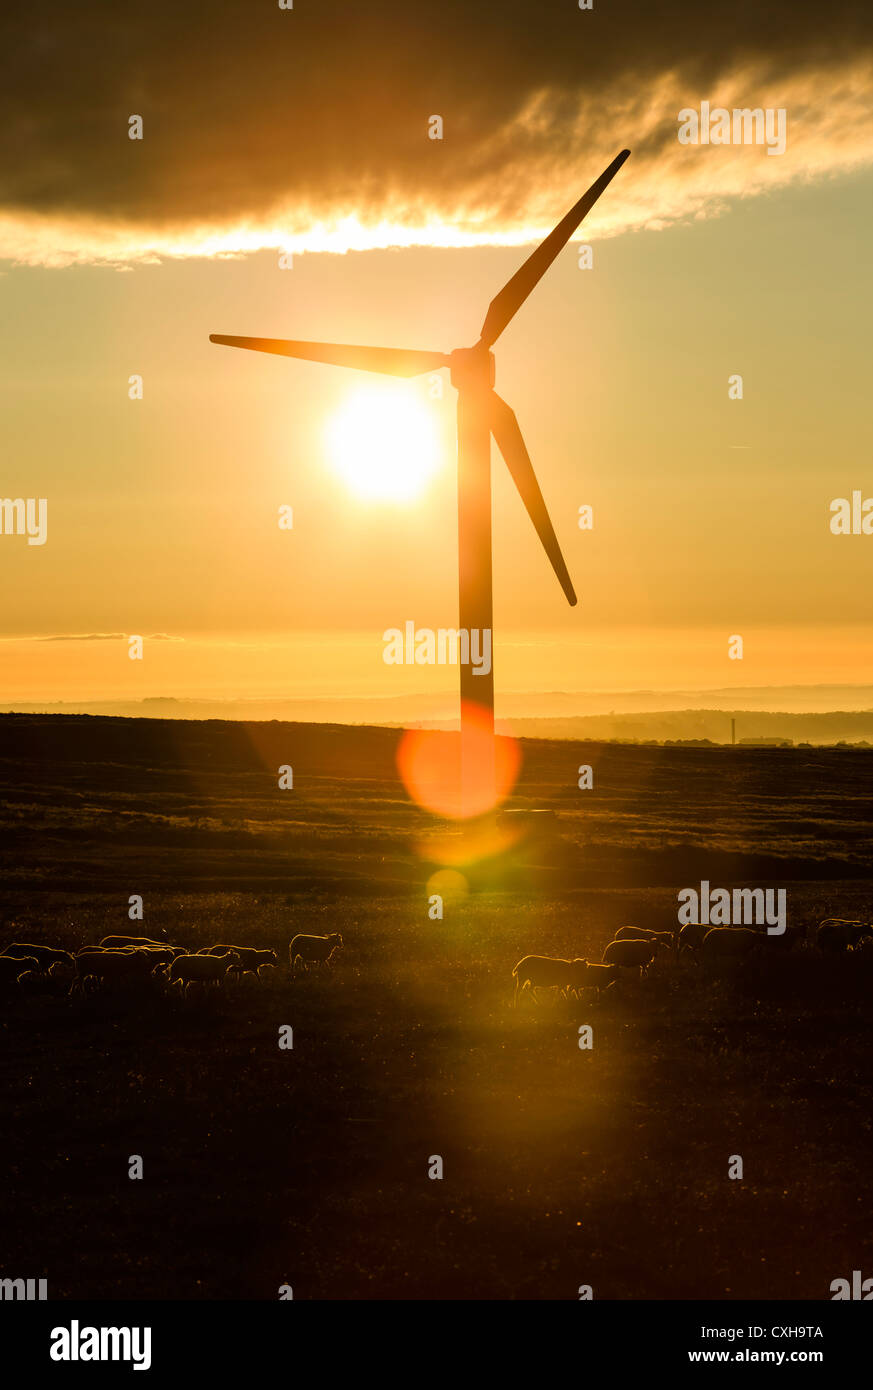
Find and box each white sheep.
[700,927,761,960]
[18,962,75,996]
[99,935,171,950]
[575,961,621,996]
[167,951,240,997]
[0,953,38,987]
[511,955,588,1005]
[73,948,160,992]
[77,945,143,957]
[677,922,710,956]
[2,942,74,968]
[135,945,179,966]
[198,945,278,976]
[816,920,873,953]
[614,926,674,947]
[289,933,343,974]
[601,938,659,977]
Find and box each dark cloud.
[1,1,870,262]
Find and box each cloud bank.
[1,0,871,266]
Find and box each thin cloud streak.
[22,633,185,643]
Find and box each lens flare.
[426,868,469,902]
[397,705,521,820]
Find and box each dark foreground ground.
[0,715,871,1299]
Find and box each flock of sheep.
[0,931,344,999]
[2,911,869,1009]
[512,917,873,1006]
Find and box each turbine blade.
[479,149,630,348]
[209,335,450,378]
[489,391,577,606]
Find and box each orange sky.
[1,4,871,714]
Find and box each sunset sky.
[1,1,871,713]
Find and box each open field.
[0,715,871,1299]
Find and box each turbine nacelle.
[449,343,496,392]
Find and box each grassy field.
[0,715,871,1299]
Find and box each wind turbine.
[211,148,630,813]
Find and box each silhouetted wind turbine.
[211,148,630,813]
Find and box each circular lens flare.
[426,868,469,902]
[397,705,521,820]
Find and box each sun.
[324,383,441,502]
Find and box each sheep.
[245,948,279,974]
[700,927,761,960]
[511,955,588,1005]
[18,962,75,996]
[99,935,170,950]
[0,953,38,987]
[197,945,278,976]
[614,926,674,947]
[601,938,658,977]
[79,944,167,957]
[758,921,806,951]
[73,948,160,992]
[77,945,144,957]
[816,920,873,953]
[289,933,343,974]
[575,961,621,996]
[2,942,74,968]
[809,918,859,946]
[129,945,178,966]
[167,951,240,997]
[677,922,711,956]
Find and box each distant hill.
[4,688,873,744]
[492,709,873,745]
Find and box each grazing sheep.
[2,942,74,967]
[700,927,761,960]
[77,945,145,957]
[244,948,279,972]
[809,918,858,946]
[677,922,711,956]
[0,953,38,987]
[575,961,621,996]
[92,942,183,964]
[128,945,178,966]
[816,920,873,953]
[289,933,343,973]
[74,948,160,991]
[99,935,169,950]
[614,926,674,947]
[601,938,658,977]
[511,955,588,1005]
[197,945,278,976]
[759,921,805,951]
[167,951,240,997]
[19,962,75,996]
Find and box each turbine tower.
[211,149,630,813]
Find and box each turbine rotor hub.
[449,342,495,391]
